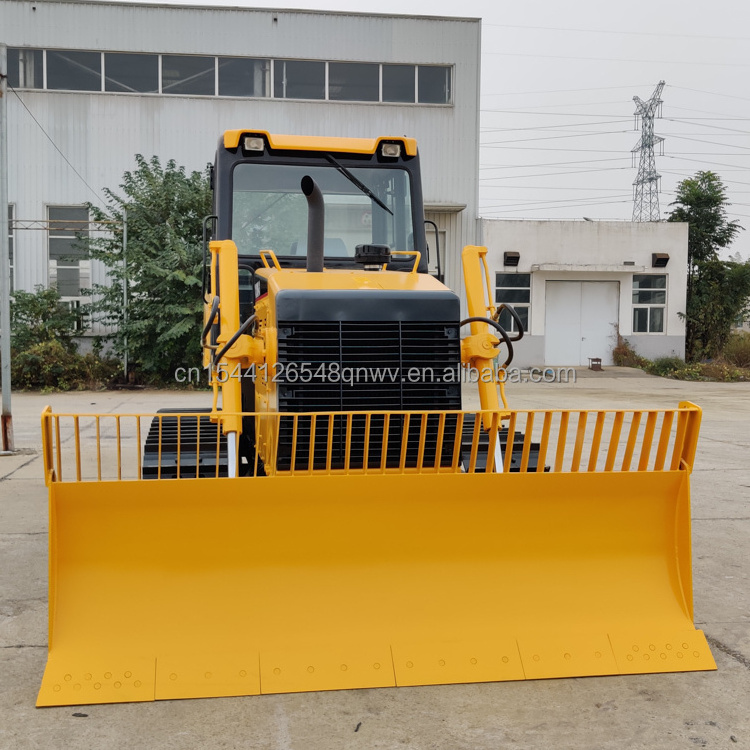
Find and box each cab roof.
[223,130,418,156]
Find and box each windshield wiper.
[325,154,393,215]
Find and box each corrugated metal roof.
[20,0,480,24]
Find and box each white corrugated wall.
[3,1,481,303]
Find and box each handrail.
[41,404,702,483]
[390,250,421,274]
[259,249,281,270]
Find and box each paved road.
[1,371,748,750]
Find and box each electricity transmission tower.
[631,81,665,222]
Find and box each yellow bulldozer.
[37,130,714,706]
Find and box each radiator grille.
[276,320,461,470]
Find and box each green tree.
[86,155,212,383]
[667,171,750,360]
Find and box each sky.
[111,0,750,259]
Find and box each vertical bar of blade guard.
[302,176,325,273]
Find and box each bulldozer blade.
[38,469,714,707]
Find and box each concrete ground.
[1,368,748,750]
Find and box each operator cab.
[211,130,431,277]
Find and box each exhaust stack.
[301,176,324,273]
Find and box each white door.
[544,281,619,366]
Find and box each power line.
[478,166,634,181]
[663,117,750,135]
[482,109,631,116]
[8,84,105,208]
[483,147,634,152]
[658,133,750,137]
[482,22,750,43]
[481,84,651,98]
[482,198,630,211]
[662,154,750,171]
[666,104,750,119]
[481,100,627,111]
[481,118,633,133]
[482,200,633,214]
[667,134,750,150]
[480,185,632,191]
[484,130,632,147]
[484,52,750,68]
[668,85,750,103]
[660,169,750,187]
[480,157,630,171]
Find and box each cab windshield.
[231,162,414,258]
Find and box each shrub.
[11,340,121,391]
[724,331,750,368]
[699,360,743,382]
[661,362,706,381]
[612,335,649,369]
[10,285,81,352]
[647,357,686,377]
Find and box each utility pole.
[631,81,665,222]
[0,44,15,452]
[122,209,128,381]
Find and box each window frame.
[328,61,380,102]
[45,49,103,92]
[273,59,326,100]
[160,54,217,97]
[217,56,270,98]
[103,52,159,94]
[47,205,91,306]
[416,65,453,104]
[7,48,44,89]
[632,273,667,334]
[495,272,531,335]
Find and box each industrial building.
[2,0,687,365]
[3,0,481,325]
[482,219,688,366]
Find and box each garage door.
[544,281,619,366]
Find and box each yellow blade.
[38,470,715,706]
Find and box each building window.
[104,53,159,93]
[418,65,452,104]
[382,64,415,103]
[273,60,325,100]
[162,55,215,96]
[632,274,666,333]
[218,57,269,97]
[6,47,453,106]
[329,62,379,102]
[48,206,90,302]
[7,206,14,293]
[495,272,530,334]
[47,50,102,91]
[7,48,44,88]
